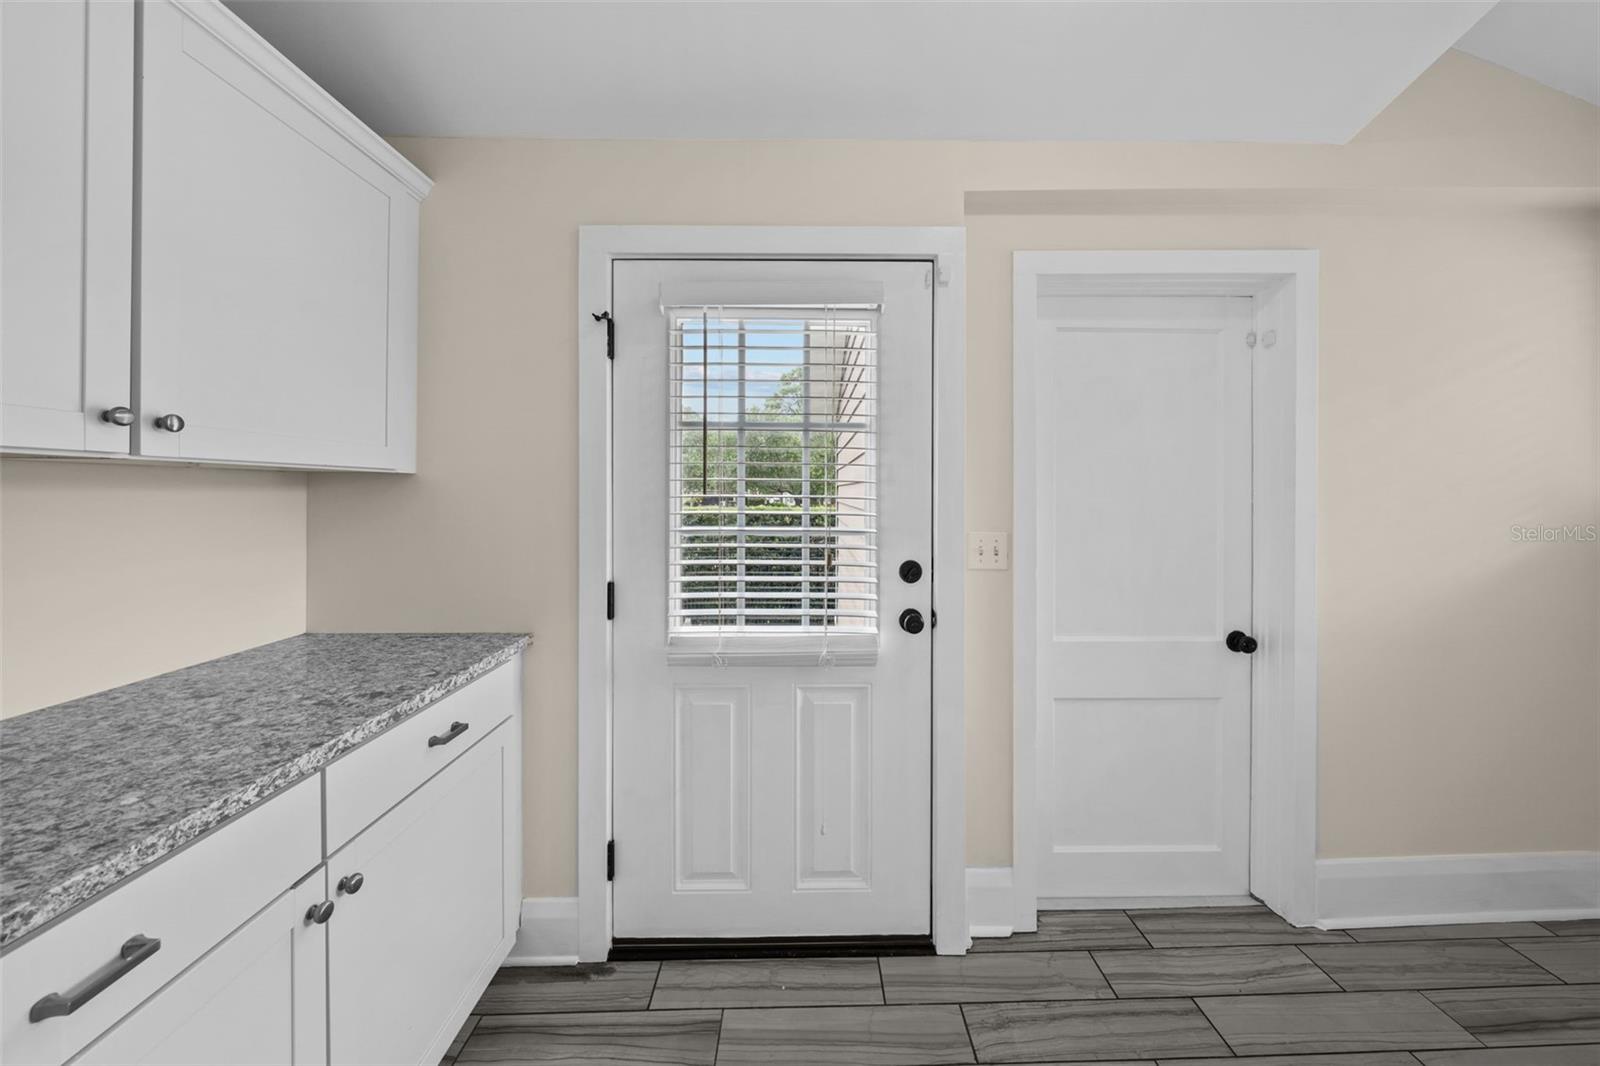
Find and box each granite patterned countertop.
[0,632,528,952]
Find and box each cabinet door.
[328,723,512,1066]
[135,0,420,471]
[71,871,328,1066]
[0,0,133,454]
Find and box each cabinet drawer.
[71,870,327,1066]
[0,776,321,1066]
[325,657,520,852]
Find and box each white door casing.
[611,259,933,938]
[1033,295,1254,899]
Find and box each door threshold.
[609,935,935,961]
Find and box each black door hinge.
[606,581,615,621]
[592,311,614,360]
[606,840,616,881]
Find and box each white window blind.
[667,302,879,666]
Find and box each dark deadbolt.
[898,559,923,584]
[899,608,926,635]
[1225,630,1258,654]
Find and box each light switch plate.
[968,531,1010,570]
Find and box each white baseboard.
[967,866,1016,939]
[504,897,580,965]
[1316,851,1600,929]
[1040,895,1256,910]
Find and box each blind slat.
[668,305,879,638]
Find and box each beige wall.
[303,51,1590,895]
[1,460,307,714]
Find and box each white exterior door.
[612,260,933,939]
[1032,295,1254,899]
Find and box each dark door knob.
[337,872,364,896]
[898,608,925,635]
[898,559,923,584]
[1226,630,1258,654]
[304,900,335,925]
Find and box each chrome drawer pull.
[29,935,161,1022]
[427,721,469,747]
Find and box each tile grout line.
[1497,935,1575,985]
[1187,993,1240,1058]
[647,960,664,1009]
[877,955,888,1006]
[469,979,1600,1015]
[1293,943,1349,992]
[1413,988,1488,1050]
[956,1002,981,1065]
[711,1007,724,1065]
[1122,908,1156,950]
[1083,947,1122,999]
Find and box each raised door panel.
[327,723,510,1066]
[71,872,328,1066]
[0,0,133,454]
[136,0,418,471]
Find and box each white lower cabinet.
[329,722,516,1066]
[1,659,523,1066]
[72,871,328,1066]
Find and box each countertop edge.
[0,635,529,954]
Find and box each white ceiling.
[1456,0,1600,105]
[226,0,1498,143]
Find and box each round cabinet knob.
[1225,630,1259,654]
[152,413,186,433]
[99,406,135,427]
[898,608,926,635]
[304,900,335,926]
[898,559,923,584]
[337,872,365,896]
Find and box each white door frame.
[1012,250,1320,930]
[579,226,967,960]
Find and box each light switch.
[967,531,1010,570]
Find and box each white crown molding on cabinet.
[176,0,431,199]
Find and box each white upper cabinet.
[1,0,135,454]
[0,0,429,472]
[135,1,427,471]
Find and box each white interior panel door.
[1033,295,1253,899]
[612,260,933,938]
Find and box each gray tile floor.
[441,907,1600,1065]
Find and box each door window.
[667,305,878,664]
